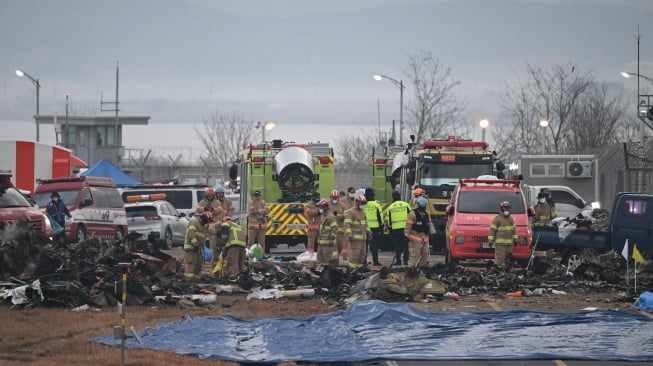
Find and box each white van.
[522,184,597,219]
[119,185,208,217]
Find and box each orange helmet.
[205,187,215,198]
[330,190,339,199]
[413,187,425,196]
[356,195,367,204]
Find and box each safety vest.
[364,200,383,229]
[488,215,517,245]
[385,200,411,229]
[183,219,206,251]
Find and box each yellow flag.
[632,244,650,264]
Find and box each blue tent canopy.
[81,159,141,187]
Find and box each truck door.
[610,195,653,255]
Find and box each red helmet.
[317,199,329,208]
[413,187,425,196]
[500,201,511,210]
[205,187,215,198]
[356,195,367,204]
[330,190,339,199]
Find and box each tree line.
[196,51,639,170]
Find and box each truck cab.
[0,171,52,236]
[523,184,595,219]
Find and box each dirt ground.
[0,252,641,366]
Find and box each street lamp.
[373,73,404,145]
[539,119,549,154]
[15,69,41,142]
[256,121,276,143]
[479,119,489,142]
[621,71,653,84]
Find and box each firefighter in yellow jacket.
[315,199,339,267]
[344,195,372,270]
[196,187,221,263]
[488,201,518,270]
[329,189,349,257]
[247,190,269,252]
[304,192,321,252]
[533,191,558,226]
[183,212,211,279]
[217,218,247,280]
[404,197,431,267]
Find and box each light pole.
[15,69,41,142]
[539,119,549,154]
[479,119,489,142]
[621,71,653,142]
[621,71,653,84]
[256,121,276,143]
[373,74,404,145]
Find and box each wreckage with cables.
[1,218,651,309]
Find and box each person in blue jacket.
[46,192,72,242]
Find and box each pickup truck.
[533,192,652,269]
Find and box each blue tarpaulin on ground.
[93,300,653,363]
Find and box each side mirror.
[179,212,186,218]
[80,198,92,207]
[445,204,454,215]
[575,198,585,208]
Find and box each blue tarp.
[81,159,141,187]
[93,300,653,363]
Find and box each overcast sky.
[2,0,653,161]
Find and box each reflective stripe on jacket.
[344,207,370,240]
[223,222,247,248]
[317,211,338,245]
[183,218,206,251]
[488,215,517,245]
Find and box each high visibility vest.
[385,200,410,229]
[364,200,383,229]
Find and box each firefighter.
[409,187,426,208]
[329,189,349,259]
[247,190,269,252]
[363,187,384,266]
[405,197,431,267]
[342,186,357,209]
[384,190,411,266]
[344,195,372,270]
[533,191,558,226]
[218,217,247,280]
[196,187,222,263]
[305,192,321,252]
[183,212,211,279]
[487,201,518,270]
[315,198,339,267]
[213,185,235,222]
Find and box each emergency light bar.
[126,193,167,202]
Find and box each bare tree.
[334,131,376,170]
[403,51,468,142]
[195,111,255,167]
[566,83,627,151]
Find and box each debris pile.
[1,219,651,309]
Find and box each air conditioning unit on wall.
[566,160,593,178]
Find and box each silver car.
[124,200,189,249]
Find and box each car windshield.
[420,162,493,187]
[126,206,158,218]
[33,190,80,208]
[457,190,525,214]
[0,187,33,208]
